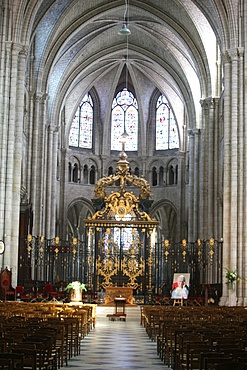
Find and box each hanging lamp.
[118,0,131,35]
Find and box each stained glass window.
[156,95,179,150]
[111,88,138,151]
[103,225,139,251]
[69,93,93,148]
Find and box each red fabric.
[45,283,52,292]
[16,286,24,294]
[172,282,178,290]
[2,280,9,286]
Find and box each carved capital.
[227,48,239,62]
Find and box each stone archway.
[151,202,178,243]
[67,200,93,240]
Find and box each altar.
[104,287,134,305]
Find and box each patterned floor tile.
[65,306,169,369]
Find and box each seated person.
[171,274,189,299]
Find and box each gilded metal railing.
[19,235,222,303]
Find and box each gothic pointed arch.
[150,200,178,243]
[156,94,179,150]
[111,88,138,152]
[67,198,94,240]
[69,92,93,149]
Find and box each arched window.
[156,94,179,150]
[152,167,158,186]
[159,166,164,185]
[68,162,72,182]
[108,167,114,176]
[72,163,79,183]
[134,167,139,176]
[69,93,93,148]
[168,165,175,185]
[111,88,138,151]
[174,165,178,185]
[83,165,88,184]
[89,165,96,184]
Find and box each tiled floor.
[66,305,169,369]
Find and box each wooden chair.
[11,343,37,370]
[0,268,16,301]
[15,285,24,300]
[212,358,247,370]
[46,319,68,367]
[24,336,55,370]
[203,356,234,370]
[173,298,184,306]
[0,353,24,369]
[63,317,80,358]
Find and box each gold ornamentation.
[207,238,216,264]
[94,174,119,199]
[27,244,32,258]
[96,252,119,288]
[39,246,44,260]
[163,239,170,263]
[86,143,157,293]
[181,239,187,247]
[26,234,33,258]
[181,239,187,262]
[91,191,154,223]
[72,248,77,259]
[122,249,144,289]
[164,239,170,247]
[197,239,202,263]
[164,250,169,262]
[125,174,151,199]
[93,152,151,201]
[54,247,59,259]
[27,234,32,242]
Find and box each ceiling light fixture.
[118,0,131,36]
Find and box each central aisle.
[66,305,169,369]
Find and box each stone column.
[25,93,34,199]
[187,128,201,241]
[0,43,27,285]
[221,48,244,306]
[29,93,47,236]
[237,47,245,306]
[200,98,220,238]
[0,41,12,250]
[199,99,210,238]
[59,148,68,240]
[193,129,200,239]
[177,151,186,240]
[221,51,231,306]
[45,126,53,237]
[45,126,58,238]
[187,130,195,242]
[51,127,59,236]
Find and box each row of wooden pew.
[141,305,247,370]
[0,301,96,369]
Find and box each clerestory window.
[69,93,93,148]
[156,94,179,150]
[111,88,138,151]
